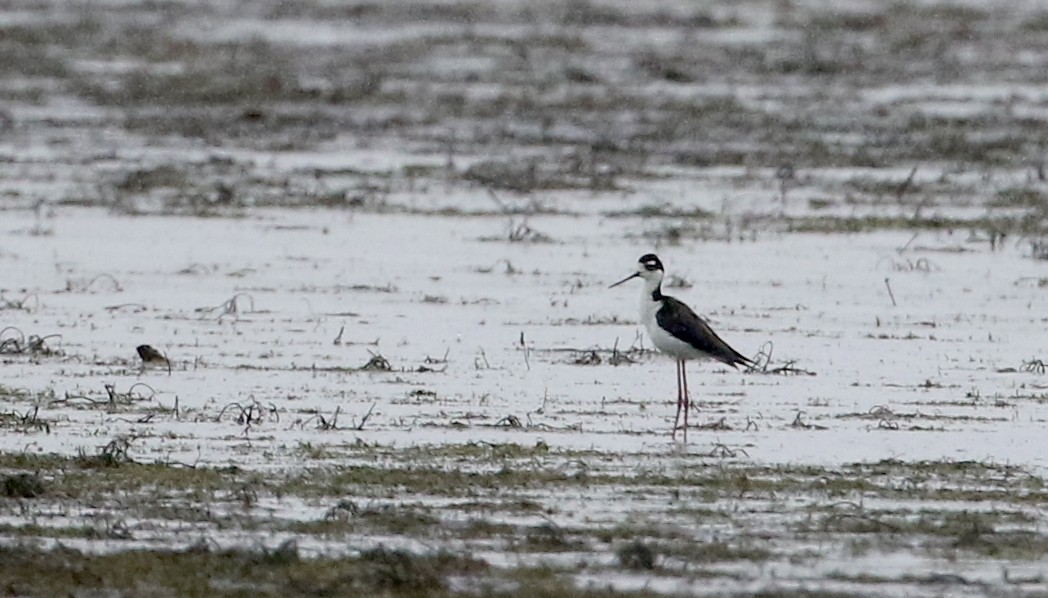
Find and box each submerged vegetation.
[0,0,1046,237]
[1,447,1047,594]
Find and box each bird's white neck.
[641,274,664,302]
[638,275,664,327]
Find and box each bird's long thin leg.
[681,360,690,443]
[672,359,683,439]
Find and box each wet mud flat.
[2,0,1048,596]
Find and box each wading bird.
[610,254,750,441]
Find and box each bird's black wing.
[656,296,752,367]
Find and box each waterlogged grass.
[2,447,1047,592]
[286,503,441,537]
[0,543,493,598]
[9,0,1048,216]
[802,508,1048,560]
[785,214,1048,235]
[0,542,690,598]
[2,449,1042,504]
[0,453,251,502]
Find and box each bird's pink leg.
[681,360,690,443]
[672,359,684,439]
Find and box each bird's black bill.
[609,272,640,288]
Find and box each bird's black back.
[655,296,751,367]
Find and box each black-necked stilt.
[610,253,750,441]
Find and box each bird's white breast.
[640,294,706,360]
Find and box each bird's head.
[609,253,664,288]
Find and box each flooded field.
[2,0,1048,596]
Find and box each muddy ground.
[2,1,1048,596]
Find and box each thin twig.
[884,277,897,307]
[894,165,918,200]
[355,403,376,430]
[520,332,531,371]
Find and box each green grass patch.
[786,214,1048,235]
[0,543,486,598]
[604,204,715,219]
[991,187,1047,209]
[288,502,441,537]
[804,508,1048,560]
[0,543,681,598]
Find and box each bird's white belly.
[645,319,707,360]
[640,298,707,360]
